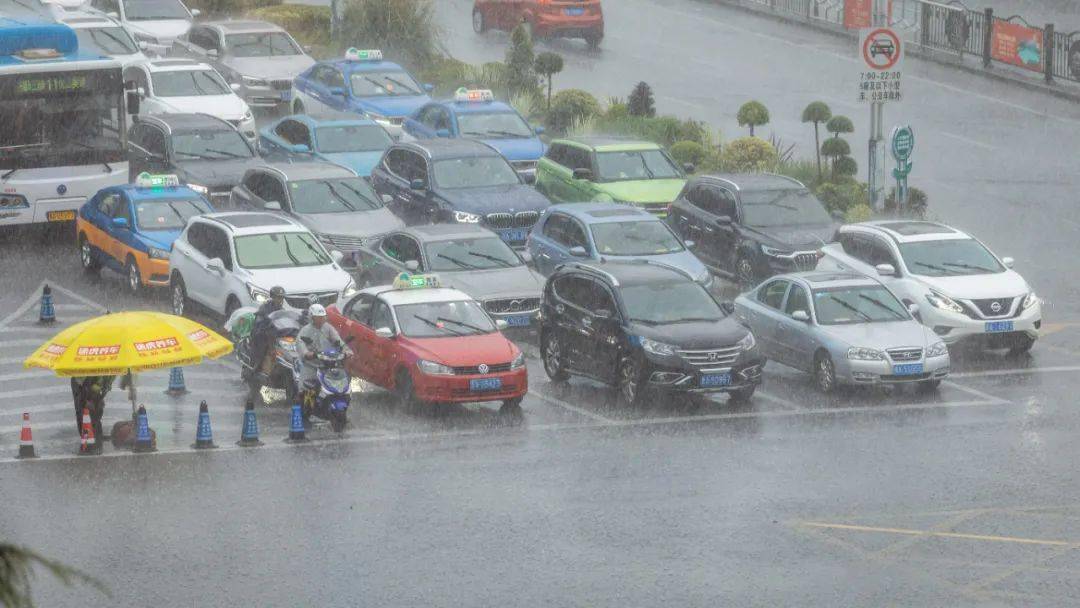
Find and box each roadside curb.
[705,0,1080,104]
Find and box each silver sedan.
[733,271,950,392]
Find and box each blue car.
[76,174,214,294]
[291,48,433,138]
[259,113,394,177]
[526,202,713,288]
[402,88,545,179]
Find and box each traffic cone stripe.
[38,285,56,324]
[237,400,263,447]
[192,400,216,449]
[17,412,36,459]
[78,407,99,456]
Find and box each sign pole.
[890,125,914,214]
[867,0,889,211]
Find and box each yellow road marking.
[1040,321,1080,337]
[798,521,1077,547]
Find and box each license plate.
[564,7,584,15]
[504,314,531,327]
[47,210,75,222]
[700,373,731,387]
[470,377,502,392]
[279,90,292,101]
[892,363,924,376]
[499,228,528,243]
[985,321,1014,333]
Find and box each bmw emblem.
[478,363,489,374]
[990,301,1002,313]
[56,184,67,195]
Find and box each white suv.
[169,212,358,319]
[819,221,1041,353]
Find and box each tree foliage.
[801,101,831,179]
[736,101,770,136]
[627,82,656,118]
[820,136,851,160]
[339,0,440,66]
[505,23,538,96]
[721,137,777,172]
[546,89,601,134]
[0,543,108,608]
[669,141,707,168]
[826,115,854,137]
[533,52,564,109]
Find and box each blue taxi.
[291,48,433,137]
[76,174,214,294]
[259,113,394,177]
[403,88,545,179]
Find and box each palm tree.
[0,543,107,607]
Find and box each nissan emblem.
[990,301,1002,313]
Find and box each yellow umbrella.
[24,311,233,412]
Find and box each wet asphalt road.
[4,1,1080,605]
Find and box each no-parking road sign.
[858,27,903,103]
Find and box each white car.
[818,220,1041,353]
[123,59,257,140]
[169,212,358,319]
[56,10,150,66]
[88,0,198,55]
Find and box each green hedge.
[247,5,330,49]
[188,0,281,16]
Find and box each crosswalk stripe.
[0,368,240,384]
[0,339,49,349]
[0,418,247,436]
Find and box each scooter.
[228,307,304,403]
[294,343,352,433]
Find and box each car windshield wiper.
[363,76,395,95]
[70,142,112,173]
[436,253,479,269]
[858,294,906,319]
[202,148,245,159]
[175,150,214,160]
[412,314,462,336]
[324,182,358,212]
[671,316,720,323]
[636,154,655,179]
[628,317,660,326]
[338,181,379,209]
[466,250,513,267]
[943,262,995,273]
[912,261,960,275]
[281,236,302,266]
[90,28,134,53]
[436,316,484,333]
[1,168,18,180]
[828,296,872,322]
[484,129,530,139]
[383,75,419,95]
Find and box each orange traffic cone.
[78,407,100,456]
[16,412,36,459]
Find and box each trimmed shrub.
[506,23,537,96]
[816,180,868,215]
[826,115,854,138]
[192,0,280,16]
[669,141,707,167]
[628,82,656,118]
[845,204,873,223]
[774,158,818,187]
[416,56,470,96]
[721,137,777,173]
[885,187,929,218]
[546,89,601,134]
[834,155,858,178]
[248,5,330,48]
[534,52,564,109]
[339,0,440,67]
[801,101,831,179]
[736,101,769,136]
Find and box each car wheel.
[472,8,487,33]
[1008,334,1036,356]
[917,379,942,393]
[171,275,188,317]
[224,297,240,323]
[585,31,603,49]
[736,256,757,290]
[814,351,838,394]
[618,356,648,405]
[395,369,422,415]
[542,333,570,382]
[499,397,523,417]
[728,386,756,403]
[292,99,305,115]
[79,234,101,273]
[125,257,141,295]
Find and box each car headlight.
[847,346,884,361]
[453,210,481,223]
[417,359,453,375]
[761,245,792,257]
[1021,291,1039,310]
[736,332,756,351]
[187,183,209,195]
[926,341,948,358]
[510,351,525,370]
[640,337,677,357]
[925,291,964,314]
[343,279,359,298]
[147,246,170,260]
[242,110,254,122]
[247,283,270,304]
[241,75,267,87]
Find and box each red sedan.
[472,0,604,48]
[328,276,528,415]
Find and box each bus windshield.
[0,69,126,171]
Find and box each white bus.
[0,17,129,226]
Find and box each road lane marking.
[1038,321,1080,337]
[0,368,240,385]
[942,380,1009,404]
[527,389,615,423]
[754,390,799,410]
[796,521,1078,548]
[940,131,998,151]
[0,279,107,330]
[0,338,51,349]
[951,365,1080,378]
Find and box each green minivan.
[535,137,691,216]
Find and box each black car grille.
[271,79,292,91]
[676,345,741,367]
[886,347,922,362]
[484,211,540,229]
[793,253,819,270]
[285,292,337,308]
[451,362,512,375]
[970,297,1016,318]
[485,298,540,314]
[319,232,380,252]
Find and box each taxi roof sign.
[454,87,494,103]
[392,272,441,290]
[345,48,383,62]
[135,172,180,189]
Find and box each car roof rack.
[623,258,695,281]
[563,261,620,287]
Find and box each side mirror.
[1001,256,1015,268]
[719,301,735,315]
[495,319,509,330]
[682,162,695,173]
[380,194,393,204]
[409,178,427,191]
[518,250,533,264]
[435,128,450,138]
[206,49,218,58]
[291,144,310,153]
[569,245,588,258]
[906,303,920,316]
[190,8,201,16]
[375,327,394,339]
[684,239,695,249]
[875,263,897,277]
[330,250,345,263]
[571,168,592,181]
[263,200,282,211]
[111,217,129,229]
[230,82,241,92]
[329,87,347,97]
[405,260,420,271]
[593,309,613,320]
[126,91,140,114]
[715,215,732,226]
[534,125,545,135]
[522,172,537,185]
[205,257,225,273]
[422,83,434,92]
[138,40,149,51]
[791,310,810,322]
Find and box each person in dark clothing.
[71,375,115,442]
[250,286,290,381]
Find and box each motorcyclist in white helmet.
[296,303,353,410]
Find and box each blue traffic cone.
[286,403,307,442]
[165,367,188,396]
[237,400,263,447]
[191,400,216,449]
[38,285,55,325]
[132,405,155,453]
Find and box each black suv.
[539,260,764,403]
[667,174,838,288]
[127,113,263,209]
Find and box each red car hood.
[402,332,519,367]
